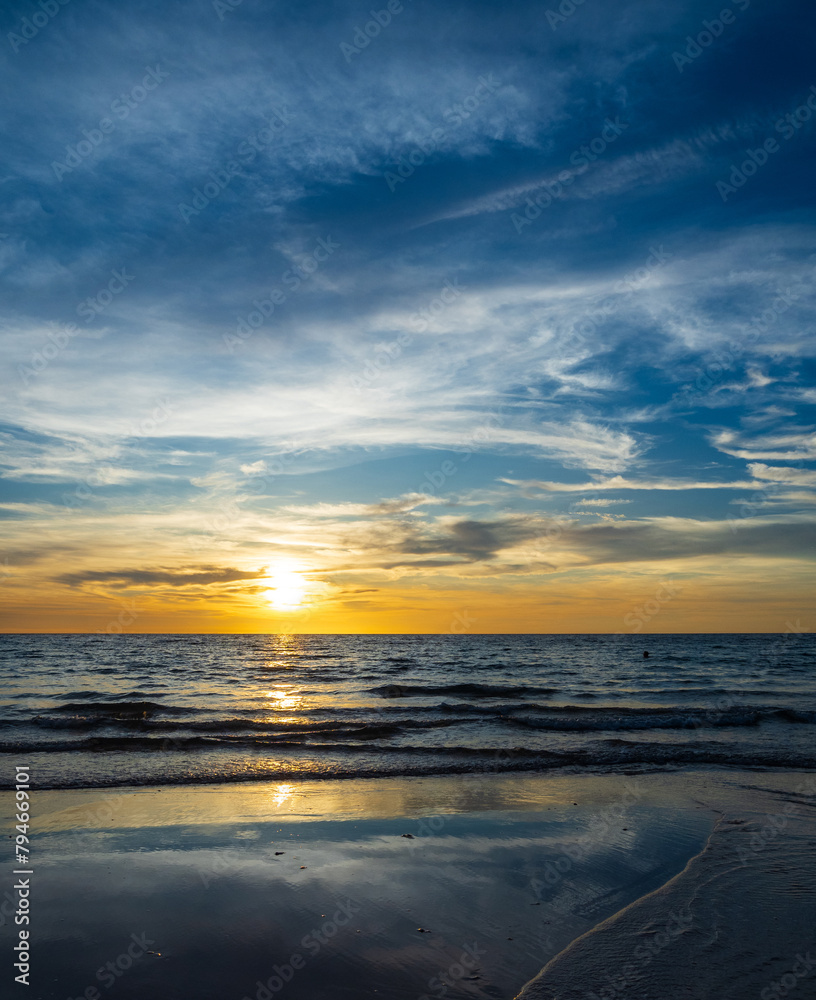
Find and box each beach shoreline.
[3,768,814,999]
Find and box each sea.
[1,632,814,790]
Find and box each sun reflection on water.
[265,688,302,711]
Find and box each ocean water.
[1,633,814,789]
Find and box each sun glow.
[262,567,308,610]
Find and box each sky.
[0,0,815,633]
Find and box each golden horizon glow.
[1,517,813,633]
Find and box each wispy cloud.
[56,567,268,588]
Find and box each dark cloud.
[394,518,538,562]
[56,567,266,587]
[564,518,816,565]
[377,514,816,570]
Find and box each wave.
[53,701,188,716]
[507,705,816,730]
[3,703,812,735]
[52,690,168,701]
[2,741,815,790]
[2,723,814,762]
[369,682,559,698]
[0,714,468,735]
[0,736,511,754]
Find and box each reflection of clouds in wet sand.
[517,775,816,1000]
[15,771,734,999]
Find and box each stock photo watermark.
[686,621,812,733]
[530,781,646,906]
[734,772,816,868]
[17,267,136,384]
[213,0,244,20]
[178,109,296,224]
[678,287,799,404]
[224,236,340,352]
[64,932,159,1000]
[93,598,143,635]
[545,0,594,30]
[672,0,751,73]
[414,408,508,497]
[7,0,71,53]
[51,67,170,180]
[716,85,816,202]
[186,442,303,554]
[384,75,500,192]
[726,461,809,531]
[417,942,484,1000]
[761,951,816,1000]
[53,792,127,859]
[621,580,682,634]
[510,117,628,233]
[61,398,174,512]
[240,899,360,1000]
[340,0,407,62]
[616,245,673,292]
[350,277,463,392]
[9,766,32,985]
[553,243,674,359]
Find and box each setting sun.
[262,568,308,611]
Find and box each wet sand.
[516,772,816,1000]
[1,769,813,999]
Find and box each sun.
[262,567,308,610]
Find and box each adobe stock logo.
[716,86,816,202]
[545,0,593,30]
[51,67,170,181]
[510,117,628,233]
[671,0,751,73]
[7,0,71,53]
[384,76,500,192]
[340,1,406,62]
[213,0,243,19]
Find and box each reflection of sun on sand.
[14,772,816,999]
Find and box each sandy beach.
[3,768,814,999]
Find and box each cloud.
[500,475,757,493]
[240,460,268,475]
[712,429,816,462]
[56,567,267,588]
[557,517,816,565]
[284,493,443,517]
[748,464,816,485]
[573,498,632,507]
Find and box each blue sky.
[0,0,814,631]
